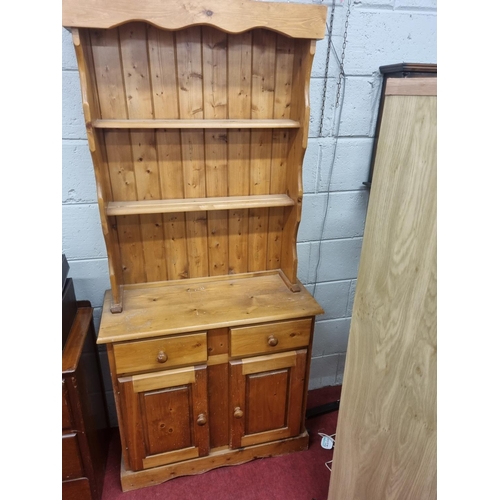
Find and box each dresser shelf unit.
[63,0,327,491]
[64,0,326,313]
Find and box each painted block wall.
[62,0,436,425]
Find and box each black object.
[62,254,70,290]
[306,400,340,419]
[365,63,437,189]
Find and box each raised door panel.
[229,349,306,448]
[118,365,209,471]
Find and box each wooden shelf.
[68,15,321,310]
[93,119,301,129]
[106,194,295,216]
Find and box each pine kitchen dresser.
[62,0,326,491]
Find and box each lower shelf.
[120,431,310,492]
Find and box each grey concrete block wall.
[62,0,436,419]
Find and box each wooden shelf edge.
[92,119,300,129]
[106,194,295,216]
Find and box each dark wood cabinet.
[62,298,109,500]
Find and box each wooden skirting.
[120,431,309,492]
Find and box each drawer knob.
[197,413,207,426]
[234,407,243,419]
[157,351,168,363]
[267,335,279,347]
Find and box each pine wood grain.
[106,195,294,215]
[176,27,209,279]
[267,36,295,270]
[120,431,309,491]
[120,22,168,283]
[72,29,124,309]
[71,20,322,300]
[230,318,311,358]
[248,29,276,271]
[97,273,323,343]
[148,26,189,280]
[113,332,207,374]
[227,32,252,274]
[93,119,300,129]
[90,27,147,284]
[328,92,437,500]
[63,0,327,40]
[202,27,229,276]
[281,40,315,290]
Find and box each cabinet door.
[230,350,307,448]
[118,365,209,471]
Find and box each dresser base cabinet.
[98,272,323,491]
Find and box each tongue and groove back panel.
[73,23,315,310]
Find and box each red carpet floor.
[102,385,341,500]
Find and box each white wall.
[62,0,436,423]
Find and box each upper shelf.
[93,119,301,130]
[106,194,295,216]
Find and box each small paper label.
[321,436,333,449]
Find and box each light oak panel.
[328,93,437,500]
[385,77,437,96]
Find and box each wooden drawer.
[230,319,312,358]
[62,433,84,480]
[62,478,92,500]
[62,380,72,430]
[113,332,207,374]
